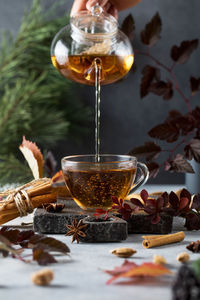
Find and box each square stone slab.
[33,199,173,237]
[33,199,128,242]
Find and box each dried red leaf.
[140,189,149,203]
[129,141,161,161]
[167,154,195,173]
[169,191,180,210]
[146,199,156,208]
[28,234,70,254]
[33,248,57,265]
[148,80,173,100]
[191,195,200,210]
[161,192,169,207]
[0,227,20,244]
[146,162,160,178]
[171,39,198,64]
[121,14,135,41]
[148,122,179,143]
[179,197,189,211]
[190,77,200,95]
[140,65,160,98]
[185,213,200,230]
[105,260,172,284]
[156,197,164,210]
[130,198,144,208]
[151,214,161,224]
[184,139,200,163]
[180,189,191,201]
[140,12,162,47]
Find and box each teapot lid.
[71,3,118,37]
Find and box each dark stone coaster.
[80,216,127,242]
[127,213,173,234]
[34,200,128,242]
[34,199,172,236]
[33,200,88,234]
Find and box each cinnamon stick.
[0,178,58,225]
[142,231,185,248]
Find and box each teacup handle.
[129,162,149,194]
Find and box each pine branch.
[0,0,91,184]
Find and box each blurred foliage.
[0,0,91,184]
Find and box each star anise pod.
[65,219,88,243]
[186,240,200,253]
[42,203,65,213]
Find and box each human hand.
[71,0,118,19]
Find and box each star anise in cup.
[65,219,88,243]
[186,240,200,253]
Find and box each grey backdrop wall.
[0,0,200,183]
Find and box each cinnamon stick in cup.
[142,232,185,248]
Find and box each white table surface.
[1,184,198,300]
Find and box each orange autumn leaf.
[105,260,172,284]
[19,136,44,180]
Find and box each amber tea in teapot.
[51,53,134,85]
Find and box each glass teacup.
[61,154,149,212]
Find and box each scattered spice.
[42,203,65,213]
[177,252,190,263]
[186,240,200,253]
[153,255,166,265]
[66,219,88,243]
[31,268,54,286]
[110,248,137,258]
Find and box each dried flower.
[31,268,54,286]
[66,219,88,243]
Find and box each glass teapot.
[51,3,134,86]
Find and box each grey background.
[0,0,200,183]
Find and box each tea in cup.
[62,154,149,212]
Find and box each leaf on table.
[129,141,161,161]
[104,260,172,284]
[121,14,135,41]
[184,139,200,163]
[140,65,160,98]
[33,248,57,265]
[0,227,20,244]
[171,39,198,64]
[140,12,162,47]
[0,235,23,257]
[44,151,57,178]
[19,136,44,179]
[28,234,70,254]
